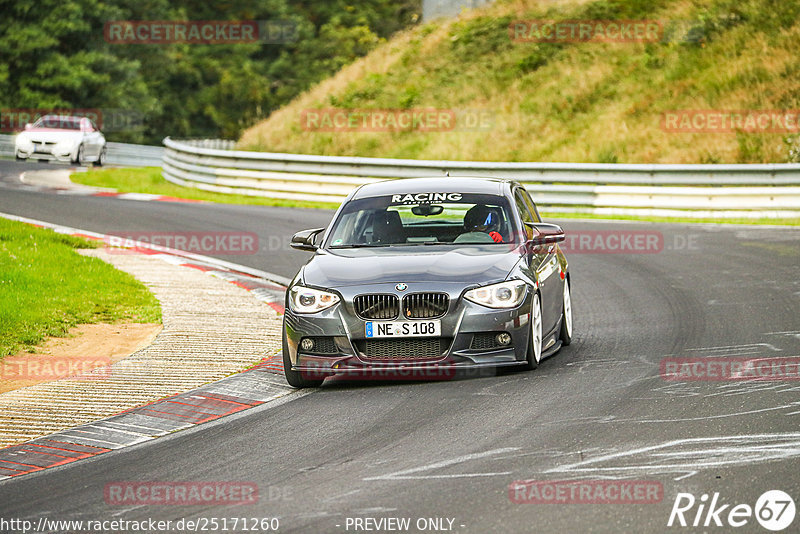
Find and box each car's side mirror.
[525,222,565,245]
[290,228,325,252]
[24,123,32,131]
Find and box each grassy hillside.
[239,0,800,163]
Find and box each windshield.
[325,192,519,248]
[32,116,81,130]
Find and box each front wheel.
[524,292,543,370]
[282,333,324,388]
[73,144,85,165]
[96,146,106,166]
[15,150,26,161]
[559,278,573,345]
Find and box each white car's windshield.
[326,193,518,247]
[32,116,81,130]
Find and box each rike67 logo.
[668,490,796,531]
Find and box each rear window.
[325,193,519,248]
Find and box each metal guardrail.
[163,137,800,217]
[0,134,163,167]
[104,142,163,167]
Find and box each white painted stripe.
[149,254,187,265]
[686,343,781,352]
[629,403,800,423]
[765,331,800,335]
[373,472,513,480]
[82,423,154,438]
[98,421,185,435]
[363,447,519,481]
[50,433,149,449]
[546,433,800,475]
[116,193,162,201]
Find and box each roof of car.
[351,177,513,200]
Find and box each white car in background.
[15,115,106,165]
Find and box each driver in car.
[458,204,505,243]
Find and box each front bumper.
[16,144,76,162]
[283,283,534,379]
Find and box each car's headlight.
[289,286,340,314]
[464,280,527,309]
[15,134,31,148]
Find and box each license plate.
[365,320,441,338]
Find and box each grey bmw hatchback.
[282,177,572,387]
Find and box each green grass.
[0,218,162,358]
[71,167,341,210]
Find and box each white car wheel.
[559,278,573,345]
[525,293,543,369]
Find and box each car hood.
[19,130,82,143]
[301,246,522,288]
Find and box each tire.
[559,277,573,346]
[524,292,543,370]
[282,332,324,388]
[96,147,106,166]
[15,151,25,161]
[74,144,85,165]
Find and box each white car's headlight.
[464,280,527,309]
[15,134,31,149]
[289,286,340,314]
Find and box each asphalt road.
[2,160,800,533]
[0,160,333,278]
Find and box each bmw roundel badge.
[395,283,408,291]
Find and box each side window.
[520,188,542,222]
[514,189,534,240]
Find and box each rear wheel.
[96,146,106,166]
[282,332,324,388]
[559,278,573,345]
[524,292,543,370]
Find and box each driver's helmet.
[464,204,501,233]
